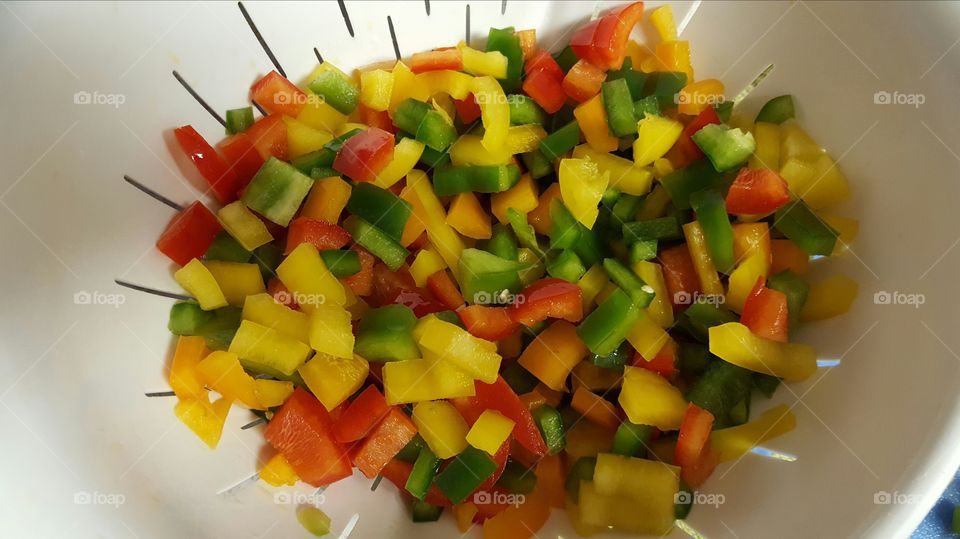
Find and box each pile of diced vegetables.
[157,2,859,536]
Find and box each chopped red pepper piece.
[333,127,395,182]
[359,104,398,134]
[342,246,376,297]
[268,278,299,309]
[510,277,584,326]
[740,276,790,342]
[476,439,511,493]
[244,114,289,161]
[389,289,448,318]
[561,59,607,102]
[453,94,483,124]
[725,168,792,215]
[410,48,464,73]
[332,385,392,443]
[675,403,717,487]
[264,388,352,487]
[672,106,722,163]
[380,458,453,506]
[451,377,548,457]
[658,244,702,311]
[284,217,352,254]
[156,201,222,266]
[173,125,241,204]
[632,338,677,379]
[525,50,565,80]
[425,269,465,311]
[457,305,520,341]
[217,133,265,195]
[522,68,567,114]
[569,1,645,71]
[250,70,307,118]
[352,406,419,478]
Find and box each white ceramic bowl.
[2,1,959,537]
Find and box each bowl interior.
[2,1,960,537]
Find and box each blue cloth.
[913,471,960,538]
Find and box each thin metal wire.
[241,417,266,430]
[251,99,267,116]
[387,16,401,61]
[314,47,324,64]
[337,0,355,37]
[465,4,471,46]
[237,1,286,77]
[424,0,430,15]
[114,279,192,301]
[123,175,184,211]
[501,0,507,15]
[172,70,226,127]
[145,391,176,398]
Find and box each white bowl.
[2,1,959,537]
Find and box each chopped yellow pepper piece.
[446,192,492,240]
[374,138,425,188]
[634,115,683,167]
[491,173,539,224]
[460,45,508,78]
[577,263,610,315]
[655,40,693,81]
[559,157,609,229]
[725,254,768,313]
[389,61,429,112]
[383,356,476,404]
[518,320,588,391]
[296,97,347,133]
[454,503,478,534]
[581,454,679,535]
[417,70,474,100]
[203,261,265,307]
[650,5,678,41]
[175,259,228,310]
[297,353,369,411]
[359,69,394,112]
[217,201,273,251]
[228,319,313,377]
[254,379,294,408]
[636,185,672,220]
[276,243,346,309]
[169,336,208,400]
[412,400,470,459]
[472,76,510,151]
[565,420,615,462]
[633,260,673,327]
[505,124,547,154]
[410,248,447,287]
[626,310,670,360]
[260,453,299,487]
[682,221,725,296]
[407,170,466,281]
[195,350,262,409]
[574,94,619,153]
[415,316,502,383]
[571,361,623,392]
[241,293,310,344]
[400,183,428,247]
[308,304,354,358]
[709,322,817,381]
[174,396,231,449]
[819,213,859,256]
[618,366,686,430]
[801,275,858,322]
[282,116,334,159]
[711,404,797,462]
[450,134,513,166]
[572,144,653,196]
[677,78,725,116]
[300,176,352,224]
[465,410,515,455]
[749,122,781,170]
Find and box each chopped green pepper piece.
[547,250,587,282]
[318,249,361,278]
[755,95,795,124]
[521,150,553,179]
[517,247,546,287]
[607,58,647,99]
[496,460,538,495]
[434,446,498,504]
[611,194,642,223]
[196,306,242,351]
[433,310,465,328]
[685,360,754,428]
[252,242,283,281]
[354,305,420,362]
[393,99,457,151]
[773,199,838,256]
[501,362,539,394]
[486,27,523,92]
[728,393,751,425]
[345,218,409,271]
[622,216,683,242]
[573,222,607,267]
[225,107,254,135]
[678,342,712,374]
[577,288,642,356]
[205,231,251,263]
[565,456,597,502]
[410,500,444,522]
[532,405,566,455]
[308,70,359,114]
[507,208,545,258]
[660,159,728,210]
[168,300,213,336]
[629,240,658,264]
[767,269,811,326]
[433,164,521,196]
[540,120,581,161]
[644,71,687,109]
[242,157,314,227]
[292,129,364,174]
[602,258,655,307]
[689,189,735,273]
[682,300,739,343]
[396,434,427,462]
[508,94,546,125]
[406,446,441,500]
[549,199,581,250]
[633,95,662,119]
[553,46,579,73]
[714,101,734,123]
[602,78,638,136]
[753,372,782,398]
[484,223,519,261]
[691,124,756,173]
[675,479,694,519]
[590,342,630,370]
[458,248,526,304]
[611,421,653,457]
[347,182,412,242]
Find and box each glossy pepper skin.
[510,278,584,326]
[173,125,241,204]
[569,1,646,71]
[332,127,395,182]
[156,201,222,266]
[451,377,548,457]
